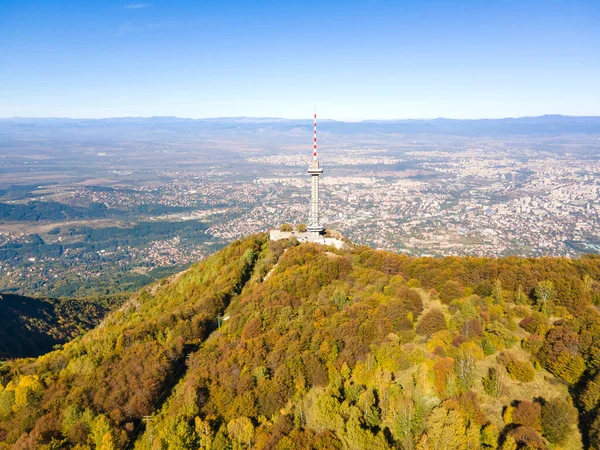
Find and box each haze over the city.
[2,0,600,120]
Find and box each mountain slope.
[0,234,269,448]
[0,293,119,359]
[1,236,600,449]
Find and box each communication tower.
[307,110,324,234]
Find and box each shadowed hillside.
[1,235,600,449]
[0,293,121,359]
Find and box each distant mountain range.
[2,114,600,136]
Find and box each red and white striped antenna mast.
[307,106,324,233]
[313,105,317,161]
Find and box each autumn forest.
[1,234,600,450]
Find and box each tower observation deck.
[307,112,324,234]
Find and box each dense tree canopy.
[0,236,599,449]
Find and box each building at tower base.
[268,228,347,250]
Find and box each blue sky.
[1,0,599,120]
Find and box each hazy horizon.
[2,113,600,122]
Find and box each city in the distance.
[1,115,598,297]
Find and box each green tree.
[541,398,577,444]
[590,414,600,449]
[514,284,528,304]
[296,223,307,232]
[492,279,503,303]
[482,367,503,398]
[583,274,593,294]
[332,288,351,311]
[340,411,390,450]
[162,416,197,449]
[302,390,344,434]
[581,372,600,412]
[280,223,293,232]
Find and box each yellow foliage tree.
[194,417,213,449]
[90,415,113,450]
[424,406,479,450]
[500,435,518,450]
[100,432,116,450]
[227,417,254,448]
[12,375,44,412]
[503,406,513,425]
[481,423,499,449]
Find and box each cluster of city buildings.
[2,129,599,296]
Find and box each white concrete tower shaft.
[307,111,324,233]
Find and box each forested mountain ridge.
[1,235,600,449]
[0,293,122,359]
